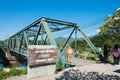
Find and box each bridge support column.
[28,64,56,78]
[5,50,11,58]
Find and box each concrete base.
[27,64,56,78]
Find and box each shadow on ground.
[114,69,120,73]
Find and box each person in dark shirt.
[103,44,110,63]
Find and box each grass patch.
[0,67,27,79]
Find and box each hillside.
[55,37,75,43]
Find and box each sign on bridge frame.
[28,45,58,66]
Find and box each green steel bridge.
[1,17,102,67]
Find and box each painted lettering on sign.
[28,45,58,66]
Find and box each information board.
[28,45,58,66]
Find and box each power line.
[80,15,106,29]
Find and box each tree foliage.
[98,8,120,47]
[0,41,3,45]
[71,39,90,53]
[99,8,120,35]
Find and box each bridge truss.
[2,17,100,67]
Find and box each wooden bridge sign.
[27,45,58,78]
[28,45,58,66]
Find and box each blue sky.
[0,0,120,40]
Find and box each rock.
[56,69,120,80]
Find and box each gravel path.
[6,58,120,80]
[71,58,96,67]
[75,63,120,76]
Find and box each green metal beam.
[77,26,98,53]
[10,39,12,49]
[8,39,10,49]
[13,38,16,50]
[41,18,57,46]
[15,36,20,51]
[33,23,42,45]
[61,28,75,52]
[23,31,29,49]
[41,18,67,67]
[74,27,77,56]
[44,35,48,45]
[12,38,15,50]
[18,35,24,52]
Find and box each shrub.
[0,67,7,79]
[0,67,27,79]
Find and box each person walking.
[112,44,120,66]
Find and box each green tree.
[99,9,120,35]
[90,35,104,47]
[98,8,120,46]
[71,39,90,53]
[0,41,3,45]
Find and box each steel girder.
[2,17,100,67]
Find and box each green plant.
[108,54,114,64]
[9,68,21,76]
[0,67,7,79]
[0,67,27,79]
[19,69,27,74]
